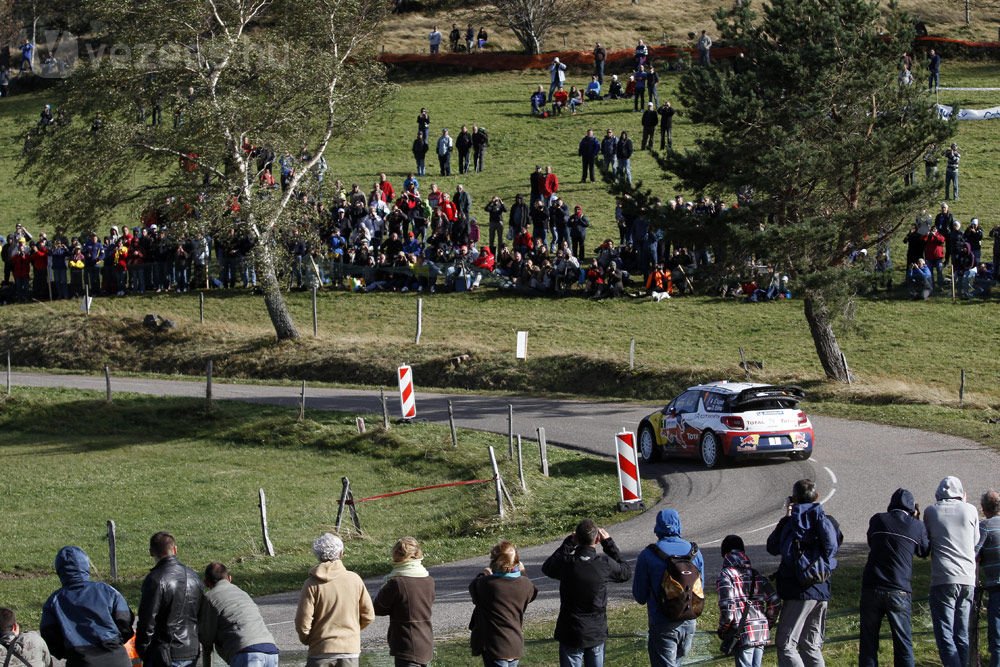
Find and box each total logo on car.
[637,381,813,468]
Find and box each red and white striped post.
[398,365,416,420]
[615,430,645,512]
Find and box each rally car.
[636,382,813,468]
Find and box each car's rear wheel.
[789,450,812,461]
[638,424,660,464]
[700,431,722,469]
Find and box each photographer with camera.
[857,489,929,667]
[765,479,842,667]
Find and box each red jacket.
[380,180,395,201]
[439,200,458,222]
[474,247,495,271]
[924,229,945,261]
[542,173,559,199]
[30,247,49,272]
[11,252,31,279]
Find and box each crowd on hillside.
[3,478,999,667]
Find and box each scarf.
[492,569,522,579]
[387,559,429,580]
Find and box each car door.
[662,391,701,454]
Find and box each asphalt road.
[11,371,1000,659]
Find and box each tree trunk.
[803,295,850,382]
[257,242,300,341]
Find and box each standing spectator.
[924,225,947,289]
[632,509,704,667]
[465,24,475,53]
[136,532,203,667]
[549,198,569,251]
[469,541,538,667]
[453,183,472,220]
[509,194,530,238]
[924,143,940,181]
[633,66,647,112]
[991,223,1000,278]
[658,101,677,151]
[615,131,634,185]
[436,129,453,176]
[600,129,617,173]
[199,563,279,667]
[965,218,984,264]
[944,143,960,200]
[19,39,33,73]
[428,27,442,55]
[641,102,658,150]
[541,519,631,667]
[1,608,52,667]
[449,24,461,53]
[858,488,929,667]
[485,196,507,251]
[593,43,606,83]
[456,125,473,174]
[295,533,374,667]
[697,31,713,66]
[924,476,980,667]
[634,39,649,68]
[568,206,589,261]
[716,535,781,667]
[548,57,567,101]
[647,65,660,106]
[412,134,429,176]
[530,199,550,249]
[542,165,560,203]
[0,67,9,97]
[373,537,435,667]
[579,129,600,183]
[472,125,488,173]
[928,49,941,93]
[416,108,430,142]
[765,479,842,667]
[40,546,134,667]
[977,490,1000,667]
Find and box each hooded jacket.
[924,476,980,587]
[39,547,134,666]
[294,560,374,656]
[766,503,841,601]
[542,534,631,649]
[862,488,930,592]
[631,509,705,626]
[716,550,780,648]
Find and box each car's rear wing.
[732,385,806,406]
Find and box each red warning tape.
[349,478,493,504]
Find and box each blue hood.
[790,502,827,533]
[888,488,916,513]
[55,546,91,588]
[654,509,682,538]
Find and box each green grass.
[427,559,984,666]
[0,388,657,628]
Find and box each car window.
[674,390,700,414]
[703,392,728,413]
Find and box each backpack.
[780,513,835,588]
[647,543,704,620]
[477,128,489,146]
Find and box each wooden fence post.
[507,404,514,459]
[104,365,112,404]
[312,287,319,337]
[739,347,750,380]
[199,292,205,324]
[629,337,636,370]
[488,446,504,518]
[959,369,966,408]
[205,359,213,412]
[258,488,276,556]
[380,387,390,430]
[517,434,527,491]
[6,350,11,396]
[415,298,423,344]
[448,400,458,449]
[298,380,306,421]
[537,427,549,477]
[840,351,852,385]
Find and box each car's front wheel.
[638,424,660,464]
[700,431,722,469]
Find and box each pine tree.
[662,0,955,382]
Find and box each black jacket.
[641,110,659,130]
[542,536,631,649]
[862,489,929,593]
[616,139,634,160]
[136,556,204,667]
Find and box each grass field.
[0,388,656,629]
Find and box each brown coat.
[372,575,435,664]
[468,574,538,660]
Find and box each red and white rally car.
[636,382,813,468]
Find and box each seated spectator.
[972,263,992,298]
[624,75,636,99]
[645,263,672,301]
[552,87,569,115]
[567,86,584,114]
[531,86,546,116]
[908,257,932,300]
[586,76,602,101]
[608,75,624,99]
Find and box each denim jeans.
[775,599,827,667]
[647,619,695,667]
[734,646,763,667]
[945,170,959,200]
[988,588,1000,667]
[858,587,913,667]
[930,583,974,667]
[482,656,518,667]
[171,660,196,667]
[559,642,604,667]
[230,653,279,667]
[617,159,632,185]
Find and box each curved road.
[11,371,1000,656]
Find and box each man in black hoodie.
[858,488,929,667]
[542,519,631,667]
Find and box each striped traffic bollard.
[615,430,645,512]
[398,364,416,421]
